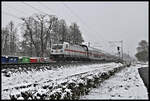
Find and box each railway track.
[1,61,111,70]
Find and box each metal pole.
[121,40,123,61]
[119,51,120,60]
[88,42,90,47]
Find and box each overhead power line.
[22,2,47,15]
[37,2,58,17]
[2,11,21,19]
[3,4,28,15]
[62,3,87,26]
[38,2,54,13]
[38,2,75,25]
[62,3,108,42]
[2,11,23,35]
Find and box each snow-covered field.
[80,64,149,100]
[2,62,123,99]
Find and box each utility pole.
[88,42,90,47]
[121,40,123,61]
[109,40,124,61]
[117,46,121,60]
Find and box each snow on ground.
[2,62,123,99]
[80,64,149,100]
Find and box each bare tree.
[1,27,9,55]
[8,21,18,55]
[135,40,148,62]
[13,13,85,57]
[69,23,84,44]
[20,14,59,57]
[1,21,18,56]
[21,17,38,56]
[43,15,59,56]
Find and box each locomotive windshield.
[52,44,63,49]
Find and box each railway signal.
[109,40,124,61]
[117,46,121,59]
[117,46,120,51]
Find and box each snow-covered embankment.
[80,64,149,99]
[2,62,125,100]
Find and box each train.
[50,42,120,62]
[1,42,121,64]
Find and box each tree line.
[1,13,84,57]
[2,13,148,62]
[135,40,149,62]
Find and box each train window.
[52,45,63,49]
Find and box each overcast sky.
[2,1,149,57]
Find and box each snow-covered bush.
[9,63,126,100]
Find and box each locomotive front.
[50,42,88,61]
[50,43,65,60]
